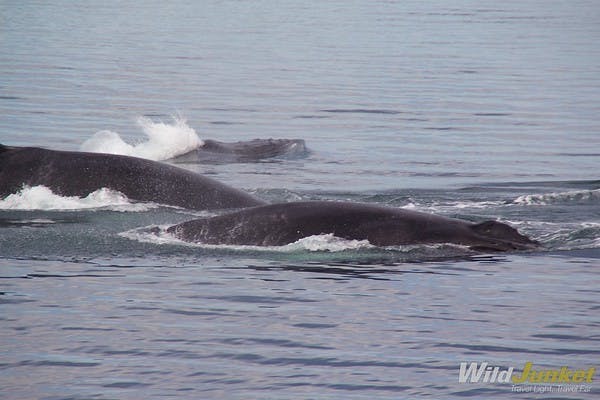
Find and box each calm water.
[1,1,599,399]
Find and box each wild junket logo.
[512,362,595,384]
[459,361,596,385]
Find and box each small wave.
[513,189,600,205]
[402,199,504,213]
[0,186,156,212]
[538,222,600,251]
[517,220,600,251]
[80,116,203,161]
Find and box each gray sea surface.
[1,1,599,399]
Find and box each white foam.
[81,116,204,161]
[402,200,503,213]
[0,185,156,212]
[119,225,180,245]
[284,233,373,252]
[513,189,600,205]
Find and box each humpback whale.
[167,201,539,252]
[170,138,307,164]
[0,145,265,210]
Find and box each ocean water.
[1,1,599,399]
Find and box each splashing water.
[0,186,156,212]
[81,116,204,161]
[513,189,600,205]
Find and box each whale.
[169,138,307,164]
[0,144,266,210]
[167,201,539,252]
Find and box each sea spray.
[81,116,203,161]
[0,185,156,212]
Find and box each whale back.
[171,139,307,164]
[0,146,266,210]
[167,201,539,251]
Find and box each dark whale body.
[170,138,307,164]
[168,201,539,252]
[0,145,265,210]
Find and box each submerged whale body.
[0,144,265,210]
[167,201,539,252]
[170,138,307,164]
